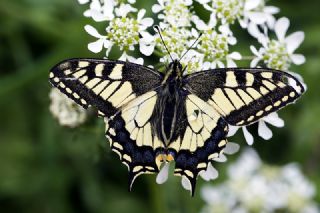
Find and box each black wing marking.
[168,94,228,196]
[49,58,163,117]
[183,68,305,126]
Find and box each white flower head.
[240,0,279,29]
[82,0,117,22]
[155,26,193,62]
[49,88,87,128]
[201,148,318,213]
[84,8,153,58]
[194,26,241,69]
[198,0,245,25]
[152,0,193,27]
[250,17,305,70]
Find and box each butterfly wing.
[183,68,305,126]
[49,58,162,117]
[168,94,228,195]
[49,58,164,188]
[170,68,305,195]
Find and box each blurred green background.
[0,0,319,212]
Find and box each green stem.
[147,176,169,213]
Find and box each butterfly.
[49,57,305,195]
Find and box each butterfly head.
[168,59,183,78]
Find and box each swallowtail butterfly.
[49,57,305,195]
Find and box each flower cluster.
[49,88,87,128]
[50,0,308,190]
[201,148,319,213]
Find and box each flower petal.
[224,142,240,155]
[227,58,237,67]
[242,126,254,145]
[229,52,242,60]
[214,154,227,162]
[88,39,105,53]
[263,112,284,127]
[247,12,268,24]
[275,17,290,41]
[290,54,306,65]
[137,9,146,21]
[140,42,155,56]
[197,0,211,4]
[181,176,191,191]
[140,18,154,28]
[200,163,219,181]
[152,4,162,13]
[156,163,170,184]
[227,125,239,137]
[250,57,260,67]
[264,6,280,14]
[285,31,305,54]
[258,121,273,140]
[245,0,261,11]
[192,15,209,31]
[84,25,103,38]
[78,0,89,4]
[250,45,260,56]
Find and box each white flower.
[198,0,245,25]
[49,88,87,128]
[155,26,193,62]
[250,17,305,70]
[152,0,193,27]
[201,185,239,213]
[228,112,284,145]
[179,49,204,73]
[119,52,144,65]
[106,9,153,52]
[82,0,117,22]
[191,25,241,69]
[240,0,279,29]
[201,148,319,213]
[85,9,153,57]
[84,25,112,55]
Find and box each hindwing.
[105,91,164,189]
[168,94,228,195]
[184,68,305,126]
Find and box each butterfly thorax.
[153,60,187,146]
[161,60,183,85]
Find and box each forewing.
[183,68,305,126]
[168,94,228,195]
[49,58,162,117]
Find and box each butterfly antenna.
[179,33,203,62]
[154,25,174,62]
